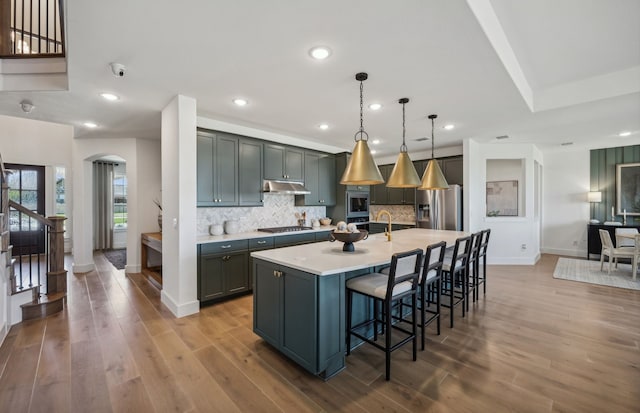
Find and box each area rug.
[553,257,640,291]
[103,248,126,270]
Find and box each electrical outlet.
[572,240,578,246]
[521,244,527,250]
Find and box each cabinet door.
[281,268,317,372]
[264,144,285,180]
[368,223,387,234]
[371,165,389,205]
[318,155,336,206]
[443,157,463,185]
[285,148,304,181]
[199,255,225,301]
[303,153,320,205]
[239,139,263,206]
[214,134,239,205]
[197,133,215,206]
[225,252,249,294]
[253,260,281,347]
[404,187,416,206]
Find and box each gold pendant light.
[340,72,384,185]
[418,114,449,190]
[387,98,421,188]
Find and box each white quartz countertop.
[251,228,468,276]
[197,225,336,244]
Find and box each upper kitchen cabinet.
[296,152,336,206]
[442,156,463,185]
[370,164,391,205]
[197,130,238,207]
[238,139,264,206]
[264,144,304,181]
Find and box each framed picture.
[486,180,518,217]
[616,162,640,215]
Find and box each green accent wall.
[590,144,640,223]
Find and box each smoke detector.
[20,100,34,113]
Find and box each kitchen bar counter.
[251,228,465,275]
[251,228,468,379]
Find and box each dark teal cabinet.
[296,152,336,206]
[264,144,304,181]
[253,259,345,378]
[239,139,264,206]
[442,156,463,185]
[198,240,250,304]
[274,232,316,248]
[197,130,238,207]
[370,164,391,205]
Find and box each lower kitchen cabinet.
[253,259,344,377]
[274,232,316,248]
[198,242,250,303]
[369,223,415,234]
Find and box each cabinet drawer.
[200,239,248,255]
[315,231,332,242]
[249,237,274,250]
[274,233,316,248]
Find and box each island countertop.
[251,228,468,276]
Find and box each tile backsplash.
[370,205,415,222]
[197,194,326,235]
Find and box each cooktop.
[258,226,313,233]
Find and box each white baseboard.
[487,255,540,265]
[161,290,199,318]
[540,247,587,258]
[72,262,95,273]
[0,323,8,347]
[125,264,141,274]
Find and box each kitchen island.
[251,228,467,379]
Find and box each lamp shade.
[340,140,384,185]
[418,159,449,190]
[588,191,602,202]
[387,152,421,187]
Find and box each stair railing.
[0,0,65,57]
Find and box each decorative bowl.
[329,230,368,252]
[319,218,332,226]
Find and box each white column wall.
[160,95,199,317]
[464,139,543,265]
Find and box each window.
[113,169,127,229]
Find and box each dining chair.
[599,229,636,274]
[631,233,640,280]
[346,248,422,381]
[441,235,471,328]
[615,227,638,247]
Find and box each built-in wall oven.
[346,191,369,218]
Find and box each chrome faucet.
[376,209,392,241]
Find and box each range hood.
[263,180,310,195]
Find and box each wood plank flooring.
[0,253,638,412]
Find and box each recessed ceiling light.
[83,122,98,128]
[368,103,382,111]
[309,46,331,60]
[370,149,377,155]
[319,123,329,130]
[233,98,248,106]
[371,139,380,145]
[100,93,119,101]
[619,131,631,137]
[444,124,455,130]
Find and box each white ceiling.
[1,0,639,157]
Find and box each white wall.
[540,149,590,257]
[464,140,543,265]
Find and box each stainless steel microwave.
[346,191,369,218]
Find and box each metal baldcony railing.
[1,0,65,57]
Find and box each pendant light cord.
[401,101,407,153]
[431,116,435,159]
[354,72,369,142]
[359,80,364,134]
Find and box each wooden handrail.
[8,199,53,227]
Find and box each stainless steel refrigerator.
[416,184,462,230]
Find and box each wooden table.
[141,232,162,285]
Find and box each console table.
[587,223,640,259]
[141,232,162,285]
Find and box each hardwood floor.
[0,253,638,412]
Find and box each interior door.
[5,164,46,255]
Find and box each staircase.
[1,154,67,322]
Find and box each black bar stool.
[441,236,471,328]
[346,248,422,381]
[418,241,446,349]
[466,231,483,311]
[476,229,491,298]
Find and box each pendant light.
[418,114,449,190]
[340,72,384,185]
[387,98,421,188]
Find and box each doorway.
[5,163,45,255]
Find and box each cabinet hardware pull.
[220,245,231,249]
[257,241,267,244]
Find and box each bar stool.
[466,231,483,311]
[476,229,491,298]
[418,241,446,349]
[441,236,471,328]
[346,248,422,381]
